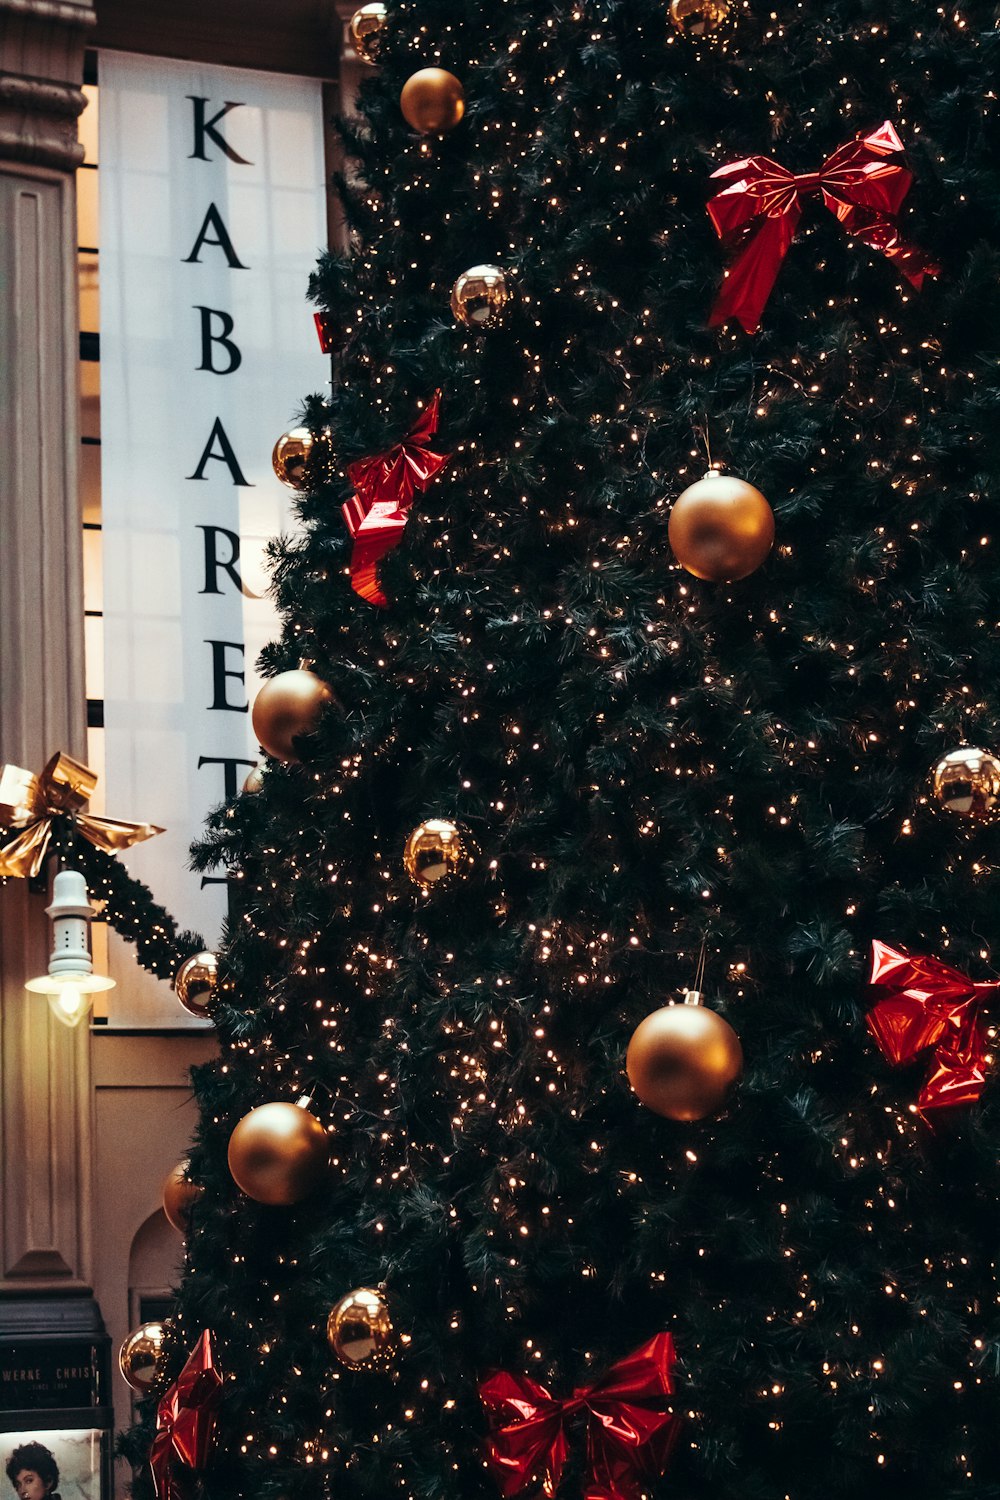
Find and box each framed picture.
[1,1429,107,1500]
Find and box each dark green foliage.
[148,3,1000,1499]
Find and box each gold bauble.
[326,1287,395,1370]
[668,0,732,36]
[350,2,387,64]
[450,265,511,329]
[668,470,774,582]
[403,818,476,887]
[626,995,743,1121]
[930,746,1000,823]
[227,1100,330,1206]
[252,669,335,764]
[173,950,218,1018]
[162,1159,203,1235]
[243,765,264,794]
[272,427,314,490]
[118,1321,167,1394]
[400,68,465,134]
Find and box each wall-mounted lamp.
[25,868,115,1026]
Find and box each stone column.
[0,0,95,1293]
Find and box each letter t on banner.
[98,52,327,1023]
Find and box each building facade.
[0,2,357,1489]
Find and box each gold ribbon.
[0,751,164,879]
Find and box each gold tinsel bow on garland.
[0,751,164,879]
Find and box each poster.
[0,1431,105,1500]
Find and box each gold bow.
[0,752,164,879]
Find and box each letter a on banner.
[98,52,327,1023]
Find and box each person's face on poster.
[12,1471,53,1500]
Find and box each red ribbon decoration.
[150,1330,223,1500]
[341,390,451,607]
[481,1334,679,1500]
[866,940,998,1115]
[707,120,939,334]
[314,311,337,353]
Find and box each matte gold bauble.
[119,1321,167,1394]
[326,1287,395,1370]
[173,950,218,1018]
[162,1159,203,1235]
[930,746,1000,823]
[272,427,314,490]
[626,994,743,1121]
[252,669,335,763]
[243,765,265,794]
[227,1099,330,1206]
[450,264,511,329]
[669,0,732,36]
[400,68,465,134]
[403,818,476,887]
[668,469,774,582]
[350,2,387,63]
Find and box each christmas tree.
[135,3,1000,1499]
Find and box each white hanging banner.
[99,51,327,995]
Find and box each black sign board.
[0,1342,104,1413]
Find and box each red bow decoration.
[707,120,939,333]
[314,311,338,353]
[150,1330,223,1500]
[866,941,999,1115]
[481,1334,679,1500]
[341,390,451,607]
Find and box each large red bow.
[866,941,998,1115]
[150,1330,223,1500]
[481,1334,679,1500]
[707,120,939,333]
[342,390,451,607]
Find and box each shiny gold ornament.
[326,1287,395,1369]
[668,0,732,36]
[400,68,465,134]
[243,765,264,794]
[350,2,387,64]
[162,1159,203,1235]
[251,668,335,763]
[173,950,218,1018]
[272,427,314,490]
[668,469,774,582]
[403,818,477,887]
[626,991,743,1121]
[227,1098,330,1205]
[929,746,1000,823]
[119,1321,167,1394]
[450,265,511,329]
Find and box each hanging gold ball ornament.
[227,1099,330,1206]
[251,668,335,763]
[162,1159,203,1235]
[668,0,732,36]
[450,264,512,329]
[668,469,774,583]
[626,992,743,1122]
[929,746,1000,823]
[349,2,387,63]
[118,1321,167,1395]
[173,950,218,1018]
[327,1287,395,1370]
[243,765,264,794]
[403,818,477,888]
[271,427,314,490]
[400,68,465,134]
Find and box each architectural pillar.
[0,0,95,1293]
